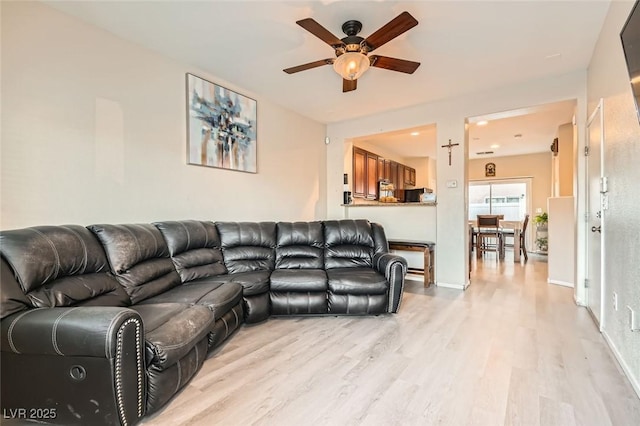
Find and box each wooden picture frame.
[485,162,496,177]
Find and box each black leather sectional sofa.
[0,219,407,425]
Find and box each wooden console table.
[388,240,435,287]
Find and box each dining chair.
[502,214,529,261]
[476,215,504,260]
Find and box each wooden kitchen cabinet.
[352,147,366,198]
[397,164,405,190]
[352,147,380,200]
[377,157,385,181]
[404,167,416,186]
[366,153,378,199]
[389,161,398,188]
[352,146,417,200]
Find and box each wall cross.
[441,139,460,166]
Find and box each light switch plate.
[446,180,458,188]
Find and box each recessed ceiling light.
[514,133,523,138]
[545,53,562,60]
[472,137,480,141]
[410,132,420,136]
[490,144,500,149]
[477,120,488,126]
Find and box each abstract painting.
[186,73,257,173]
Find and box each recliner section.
[216,221,276,323]
[271,221,328,315]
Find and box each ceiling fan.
[283,11,421,93]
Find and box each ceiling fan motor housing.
[340,20,367,55]
[341,20,362,36]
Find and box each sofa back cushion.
[371,222,390,256]
[0,225,129,310]
[88,224,181,304]
[275,222,324,269]
[154,220,227,282]
[216,222,276,273]
[323,220,375,269]
[1,257,32,319]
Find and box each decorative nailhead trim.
[115,317,143,426]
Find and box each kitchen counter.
[344,202,437,259]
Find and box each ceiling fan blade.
[370,55,420,74]
[364,11,418,52]
[296,18,344,48]
[343,79,357,93]
[283,59,334,74]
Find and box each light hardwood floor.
[142,254,640,425]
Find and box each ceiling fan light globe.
[333,52,370,81]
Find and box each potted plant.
[534,212,548,253]
[534,212,548,229]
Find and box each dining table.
[468,219,523,262]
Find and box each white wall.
[547,196,576,287]
[0,1,327,229]
[587,0,640,397]
[327,72,587,289]
[557,122,575,196]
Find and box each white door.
[586,100,604,329]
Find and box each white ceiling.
[44,0,607,159]
[347,98,576,159]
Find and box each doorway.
[469,179,533,253]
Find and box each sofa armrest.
[373,253,408,313]
[1,307,146,426]
[1,306,141,358]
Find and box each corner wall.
[587,0,640,397]
[0,1,327,229]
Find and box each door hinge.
[584,278,589,288]
[584,146,590,156]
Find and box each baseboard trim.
[547,278,574,288]
[602,331,640,400]
[436,281,469,290]
[405,274,423,282]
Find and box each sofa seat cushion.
[201,270,270,296]
[270,269,327,292]
[327,268,388,295]
[137,282,242,320]
[130,303,213,370]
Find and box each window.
[470,181,528,221]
